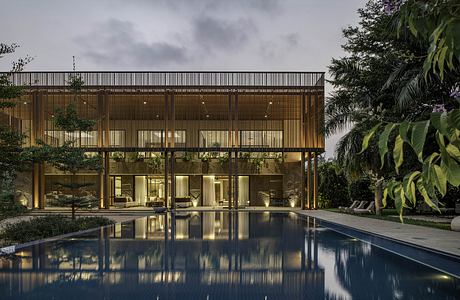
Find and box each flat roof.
[6,71,325,88]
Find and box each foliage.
[274,152,286,164]
[126,152,144,162]
[0,215,113,244]
[181,152,193,162]
[0,174,27,218]
[357,1,460,220]
[0,43,32,108]
[146,153,162,171]
[200,152,211,163]
[318,160,349,208]
[53,103,95,132]
[250,153,268,172]
[218,152,229,166]
[110,152,124,162]
[393,0,460,79]
[348,178,374,203]
[361,108,460,219]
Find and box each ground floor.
[23,150,321,210]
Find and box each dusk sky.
[0,0,367,157]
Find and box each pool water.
[0,212,459,299]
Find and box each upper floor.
[1,71,325,151]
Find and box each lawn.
[325,208,452,231]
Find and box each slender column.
[164,151,169,208]
[306,152,311,209]
[164,91,169,147]
[234,151,239,209]
[313,152,318,209]
[171,151,175,210]
[103,92,110,147]
[234,92,239,148]
[301,92,306,148]
[171,91,175,148]
[228,151,232,210]
[32,91,45,209]
[97,92,104,208]
[301,151,305,209]
[103,152,110,209]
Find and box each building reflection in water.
[0,212,324,300]
[1,212,458,299]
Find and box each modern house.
[2,71,324,210]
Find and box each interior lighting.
[143,101,147,104]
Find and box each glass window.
[138,130,163,147]
[137,130,186,147]
[45,130,98,147]
[240,130,283,148]
[199,130,228,148]
[109,130,125,147]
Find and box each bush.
[0,215,113,244]
[318,161,349,208]
[348,178,374,203]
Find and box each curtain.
[203,176,216,206]
[175,176,189,197]
[238,176,249,206]
[135,176,146,205]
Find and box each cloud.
[75,19,188,68]
[192,16,257,52]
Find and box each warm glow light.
[143,101,147,104]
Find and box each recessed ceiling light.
[264,114,268,118]
[156,114,159,118]
[201,101,205,105]
[83,101,87,104]
[206,114,210,118]
[23,101,27,105]
[269,101,273,105]
[143,101,147,105]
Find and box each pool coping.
[295,211,460,279]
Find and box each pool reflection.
[0,212,458,300]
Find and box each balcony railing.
[6,71,325,88]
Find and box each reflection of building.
[0,213,325,299]
[2,72,324,209]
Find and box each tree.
[0,43,32,216]
[327,0,459,215]
[31,76,102,219]
[359,0,460,220]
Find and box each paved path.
[299,210,460,257]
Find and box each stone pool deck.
[299,210,460,257]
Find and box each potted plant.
[218,152,229,167]
[146,154,162,172]
[250,153,268,173]
[110,152,124,162]
[200,152,211,173]
[181,152,193,162]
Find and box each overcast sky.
[0,0,366,157]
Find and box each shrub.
[0,215,113,244]
[348,178,374,203]
[317,161,349,208]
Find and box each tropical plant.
[358,0,460,220]
[361,108,460,219]
[318,160,350,208]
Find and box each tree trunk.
[375,178,383,215]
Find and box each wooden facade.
[1,72,325,210]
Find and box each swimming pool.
[0,212,459,299]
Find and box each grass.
[325,208,452,231]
